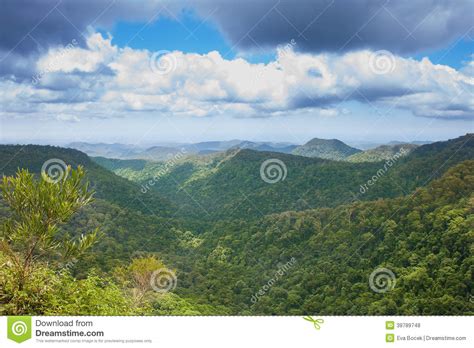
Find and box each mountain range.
[93,134,473,220]
[1,133,472,315]
[67,140,297,161]
[68,138,427,162]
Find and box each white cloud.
[1,32,473,121]
[36,33,117,74]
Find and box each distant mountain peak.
[292,137,361,160]
[306,137,344,145]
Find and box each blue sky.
[0,1,472,145]
[108,12,234,57]
[108,12,473,68]
[107,13,282,64]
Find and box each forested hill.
[174,160,474,315]
[95,134,474,220]
[292,137,362,159]
[0,145,175,216]
[0,143,472,315]
[31,150,474,316]
[347,143,419,162]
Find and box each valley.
[1,134,472,315]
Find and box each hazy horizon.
[0,132,467,149]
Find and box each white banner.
[0,316,472,347]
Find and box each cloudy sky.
[0,0,473,145]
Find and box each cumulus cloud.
[36,33,116,74]
[0,32,472,121]
[0,0,179,78]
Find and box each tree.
[114,256,173,305]
[0,166,99,294]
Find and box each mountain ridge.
[347,143,419,162]
[0,144,175,216]
[0,137,472,315]
[292,138,362,160]
[95,134,474,220]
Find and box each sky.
[0,0,473,146]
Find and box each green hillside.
[96,134,474,220]
[347,144,419,162]
[0,145,175,217]
[172,160,474,314]
[1,136,473,316]
[292,138,362,160]
[63,158,474,315]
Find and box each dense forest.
[95,134,474,219]
[0,134,473,315]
